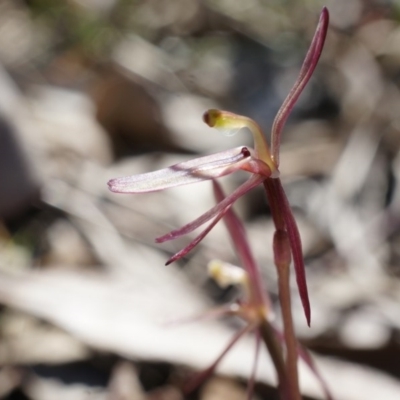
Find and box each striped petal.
[108,147,254,193]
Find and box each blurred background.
[1,0,400,399]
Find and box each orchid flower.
[108,9,330,399]
[108,7,329,328]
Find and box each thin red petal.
[271,8,329,167]
[212,180,269,308]
[165,211,227,265]
[184,324,254,394]
[273,326,334,400]
[297,346,334,400]
[156,175,264,243]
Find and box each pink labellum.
[271,7,329,167]
[156,174,264,243]
[108,147,253,193]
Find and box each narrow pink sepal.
[275,179,311,326]
[297,345,335,400]
[273,326,334,400]
[271,7,329,167]
[184,324,254,395]
[156,175,264,243]
[165,211,227,265]
[212,180,268,308]
[107,147,252,193]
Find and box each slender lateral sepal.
[165,211,227,265]
[184,324,255,394]
[271,7,329,167]
[297,345,334,400]
[213,180,269,310]
[273,327,335,400]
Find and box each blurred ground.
[1,0,400,399]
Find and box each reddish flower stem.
[274,230,301,400]
[264,178,305,399]
[264,179,311,325]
